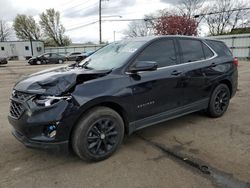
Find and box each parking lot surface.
[0,61,250,188]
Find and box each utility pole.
[29,36,34,56]
[99,0,102,44]
[99,0,109,44]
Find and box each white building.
[209,33,250,59]
[0,40,44,60]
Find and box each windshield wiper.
[80,58,93,69]
[81,64,93,70]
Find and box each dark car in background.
[0,57,8,65]
[66,52,82,61]
[28,53,66,65]
[8,36,238,161]
[75,51,95,63]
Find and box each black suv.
[8,36,238,161]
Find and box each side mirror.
[130,61,158,73]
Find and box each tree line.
[1,8,71,46]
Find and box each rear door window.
[136,39,177,68]
[179,39,205,63]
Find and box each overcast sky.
[1,0,199,43]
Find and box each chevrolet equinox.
[8,36,238,161]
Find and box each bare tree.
[177,0,206,25]
[123,20,154,38]
[178,0,205,17]
[40,9,71,46]
[13,14,41,40]
[0,20,12,41]
[205,0,250,35]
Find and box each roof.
[124,35,222,42]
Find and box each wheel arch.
[219,79,232,97]
[69,99,130,147]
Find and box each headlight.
[35,95,72,107]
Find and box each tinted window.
[71,52,81,55]
[136,39,177,68]
[203,43,214,59]
[205,40,232,57]
[51,53,59,58]
[179,39,205,63]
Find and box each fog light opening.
[47,125,57,138]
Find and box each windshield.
[79,40,146,70]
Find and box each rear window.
[205,40,232,57]
[179,39,205,63]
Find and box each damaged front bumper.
[8,91,79,152]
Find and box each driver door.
[129,39,184,124]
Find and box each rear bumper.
[231,68,238,98]
[12,130,69,152]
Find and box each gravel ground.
[0,61,249,188]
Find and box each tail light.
[233,58,239,66]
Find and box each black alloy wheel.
[214,88,229,114]
[87,118,119,155]
[72,107,124,161]
[208,84,230,118]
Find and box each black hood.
[14,66,111,96]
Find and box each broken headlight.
[34,96,72,107]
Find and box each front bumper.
[8,93,80,152]
[12,129,69,152]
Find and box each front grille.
[10,101,25,119]
[12,91,33,101]
[10,91,34,119]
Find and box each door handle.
[171,70,182,76]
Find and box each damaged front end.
[8,66,111,152]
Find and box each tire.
[72,107,124,161]
[207,84,230,118]
[58,59,63,64]
[36,60,42,65]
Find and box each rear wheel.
[36,60,42,65]
[58,59,63,64]
[207,84,230,118]
[72,107,124,161]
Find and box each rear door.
[176,38,217,106]
[50,53,60,63]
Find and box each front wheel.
[58,59,63,64]
[207,84,230,118]
[72,107,124,161]
[36,60,42,65]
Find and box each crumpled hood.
[14,66,111,96]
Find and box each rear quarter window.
[202,43,214,59]
[205,40,232,57]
